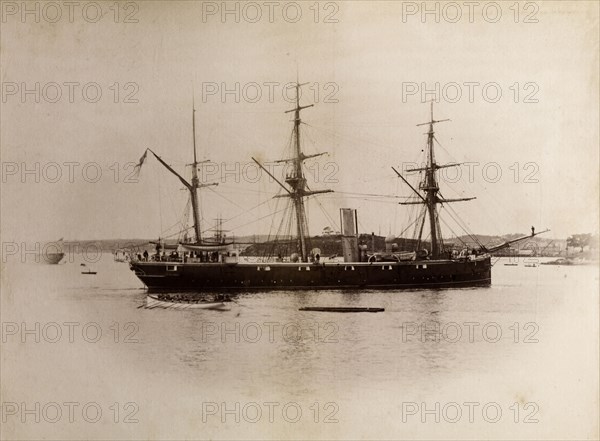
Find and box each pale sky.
[1,1,598,242]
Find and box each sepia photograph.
[1,1,598,439]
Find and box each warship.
[42,252,64,265]
[128,84,546,292]
[41,238,65,264]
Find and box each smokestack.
[340,208,359,262]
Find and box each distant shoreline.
[45,233,592,259]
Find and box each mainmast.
[419,102,447,258]
[286,82,313,262]
[252,80,332,262]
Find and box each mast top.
[416,101,450,128]
[285,82,314,116]
[192,94,198,165]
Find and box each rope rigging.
[130,95,521,263]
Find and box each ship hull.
[42,252,65,265]
[130,256,491,292]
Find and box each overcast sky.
[1,1,598,243]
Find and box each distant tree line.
[567,233,598,252]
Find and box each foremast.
[393,103,549,258]
[394,102,474,259]
[253,81,332,262]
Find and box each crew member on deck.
[531,226,535,236]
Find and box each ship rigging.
[127,85,547,292]
[251,81,332,262]
[393,101,476,259]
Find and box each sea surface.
[1,255,598,440]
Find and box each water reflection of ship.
[127,85,547,292]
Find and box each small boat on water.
[80,263,97,274]
[504,263,519,266]
[145,295,231,310]
[299,306,385,313]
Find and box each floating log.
[299,306,384,313]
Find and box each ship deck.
[131,255,490,267]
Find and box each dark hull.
[42,252,64,264]
[130,256,491,292]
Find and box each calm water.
[2,255,598,440]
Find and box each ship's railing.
[129,250,240,264]
[114,250,130,263]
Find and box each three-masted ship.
[129,84,545,292]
